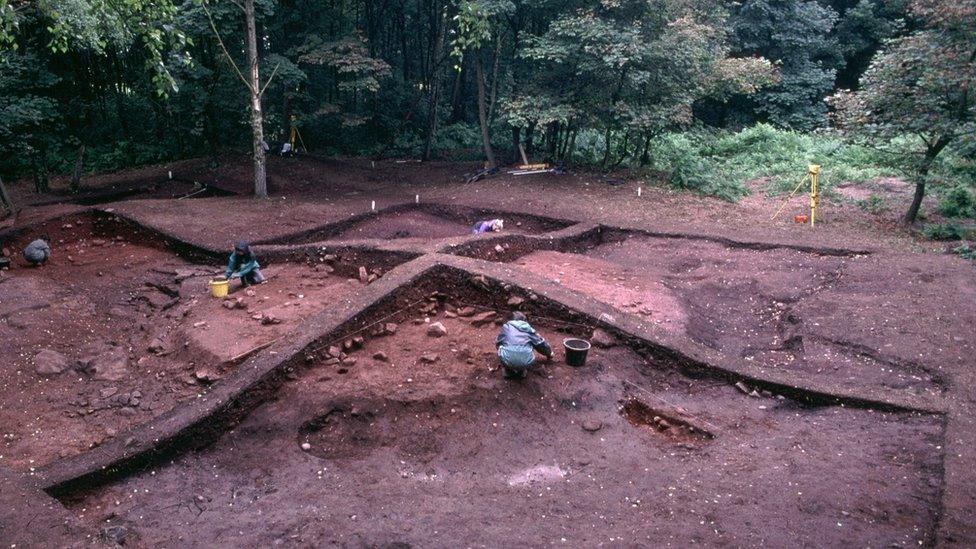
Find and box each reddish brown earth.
[1,155,974,546]
[64,315,943,548]
[0,216,365,469]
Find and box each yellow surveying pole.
[808,164,820,227]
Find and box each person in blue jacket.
[471,218,504,234]
[225,241,265,287]
[495,312,553,379]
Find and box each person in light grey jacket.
[23,237,50,266]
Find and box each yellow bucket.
[209,278,229,298]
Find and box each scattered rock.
[358,266,369,284]
[100,525,130,545]
[99,387,119,399]
[194,369,221,383]
[147,337,166,355]
[222,300,236,310]
[444,311,458,318]
[494,244,505,253]
[419,353,439,364]
[245,288,257,297]
[118,407,138,417]
[1,247,9,257]
[581,419,603,432]
[734,381,751,394]
[373,351,389,362]
[470,311,497,327]
[327,346,342,358]
[341,357,358,366]
[384,322,398,335]
[352,336,364,348]
[506,296,525,307]
[92,239,107,246]
[301,442,311,451]
[427,322,448,337]
[591,328,617,348]
[78,349,130,382]
[34,349,69,377]
[469,275,490,290]
[456,307,476,317]
[367,273,378,283]
[260,313,281,325]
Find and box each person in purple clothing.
[471,218,504,234]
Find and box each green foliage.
[857,194,888,214]
[922,222,967,241]
[699,124,893,194]
[728,0,843,130]
[829,0,976,221]
[938,184,976,219]
[645,134,749,202]
[953,242,976,261]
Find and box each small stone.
[118,407,138,417]
[591,328,617,348]
[194,369,221,383]
[384,322,398,335]
[147,337,166,354]
[352,336,364,348]
[444,311,458,318]
[92,239,107,246]
[34,349,69,377]
[328,346,342,358]
[494,244,505,253]
[734,381,750,394]
[221,298,235,309]
[99,387,119,399]
[367,273,378,283]
[245,288,257,297]
[260,314,280,325]
[301,442,311,451]
[358,266,369,283]
[341,357,357,366]
[582,419,603,432]
[419,353,439,364]
[470,311,497,327]
[456,307,476,317]
[100,525,129,545]
[427,322,448,337]
[373,351,389,362]
[506,296,525,307]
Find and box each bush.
[645,134,749,202]
[857,194,888,214]
[953,242,976,261]
[922,222,967,241]
[938,184,976,219]
[700,124,893,195]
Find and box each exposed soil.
[64,314,944,547]
[1,155,973,546]
[0,215,367,468]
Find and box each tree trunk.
[903,137,950,224]
[449,60,466,123]
[32,144,50,194]
[70,144,86,193]
[511,126,521,164]
[602,126,612,168]
[474,55,496,169]
[245,0,268,199]
[422,7,447,162]
[0,175,14,218]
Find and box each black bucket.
[563,338,591,367]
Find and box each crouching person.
[471,218,504,234]
[23,237,50,267]
[225,241,265,287]
[496,312,553,379]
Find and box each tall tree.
[729,0,843,129]
[829,0,976,224]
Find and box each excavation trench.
[38,266,946,548]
